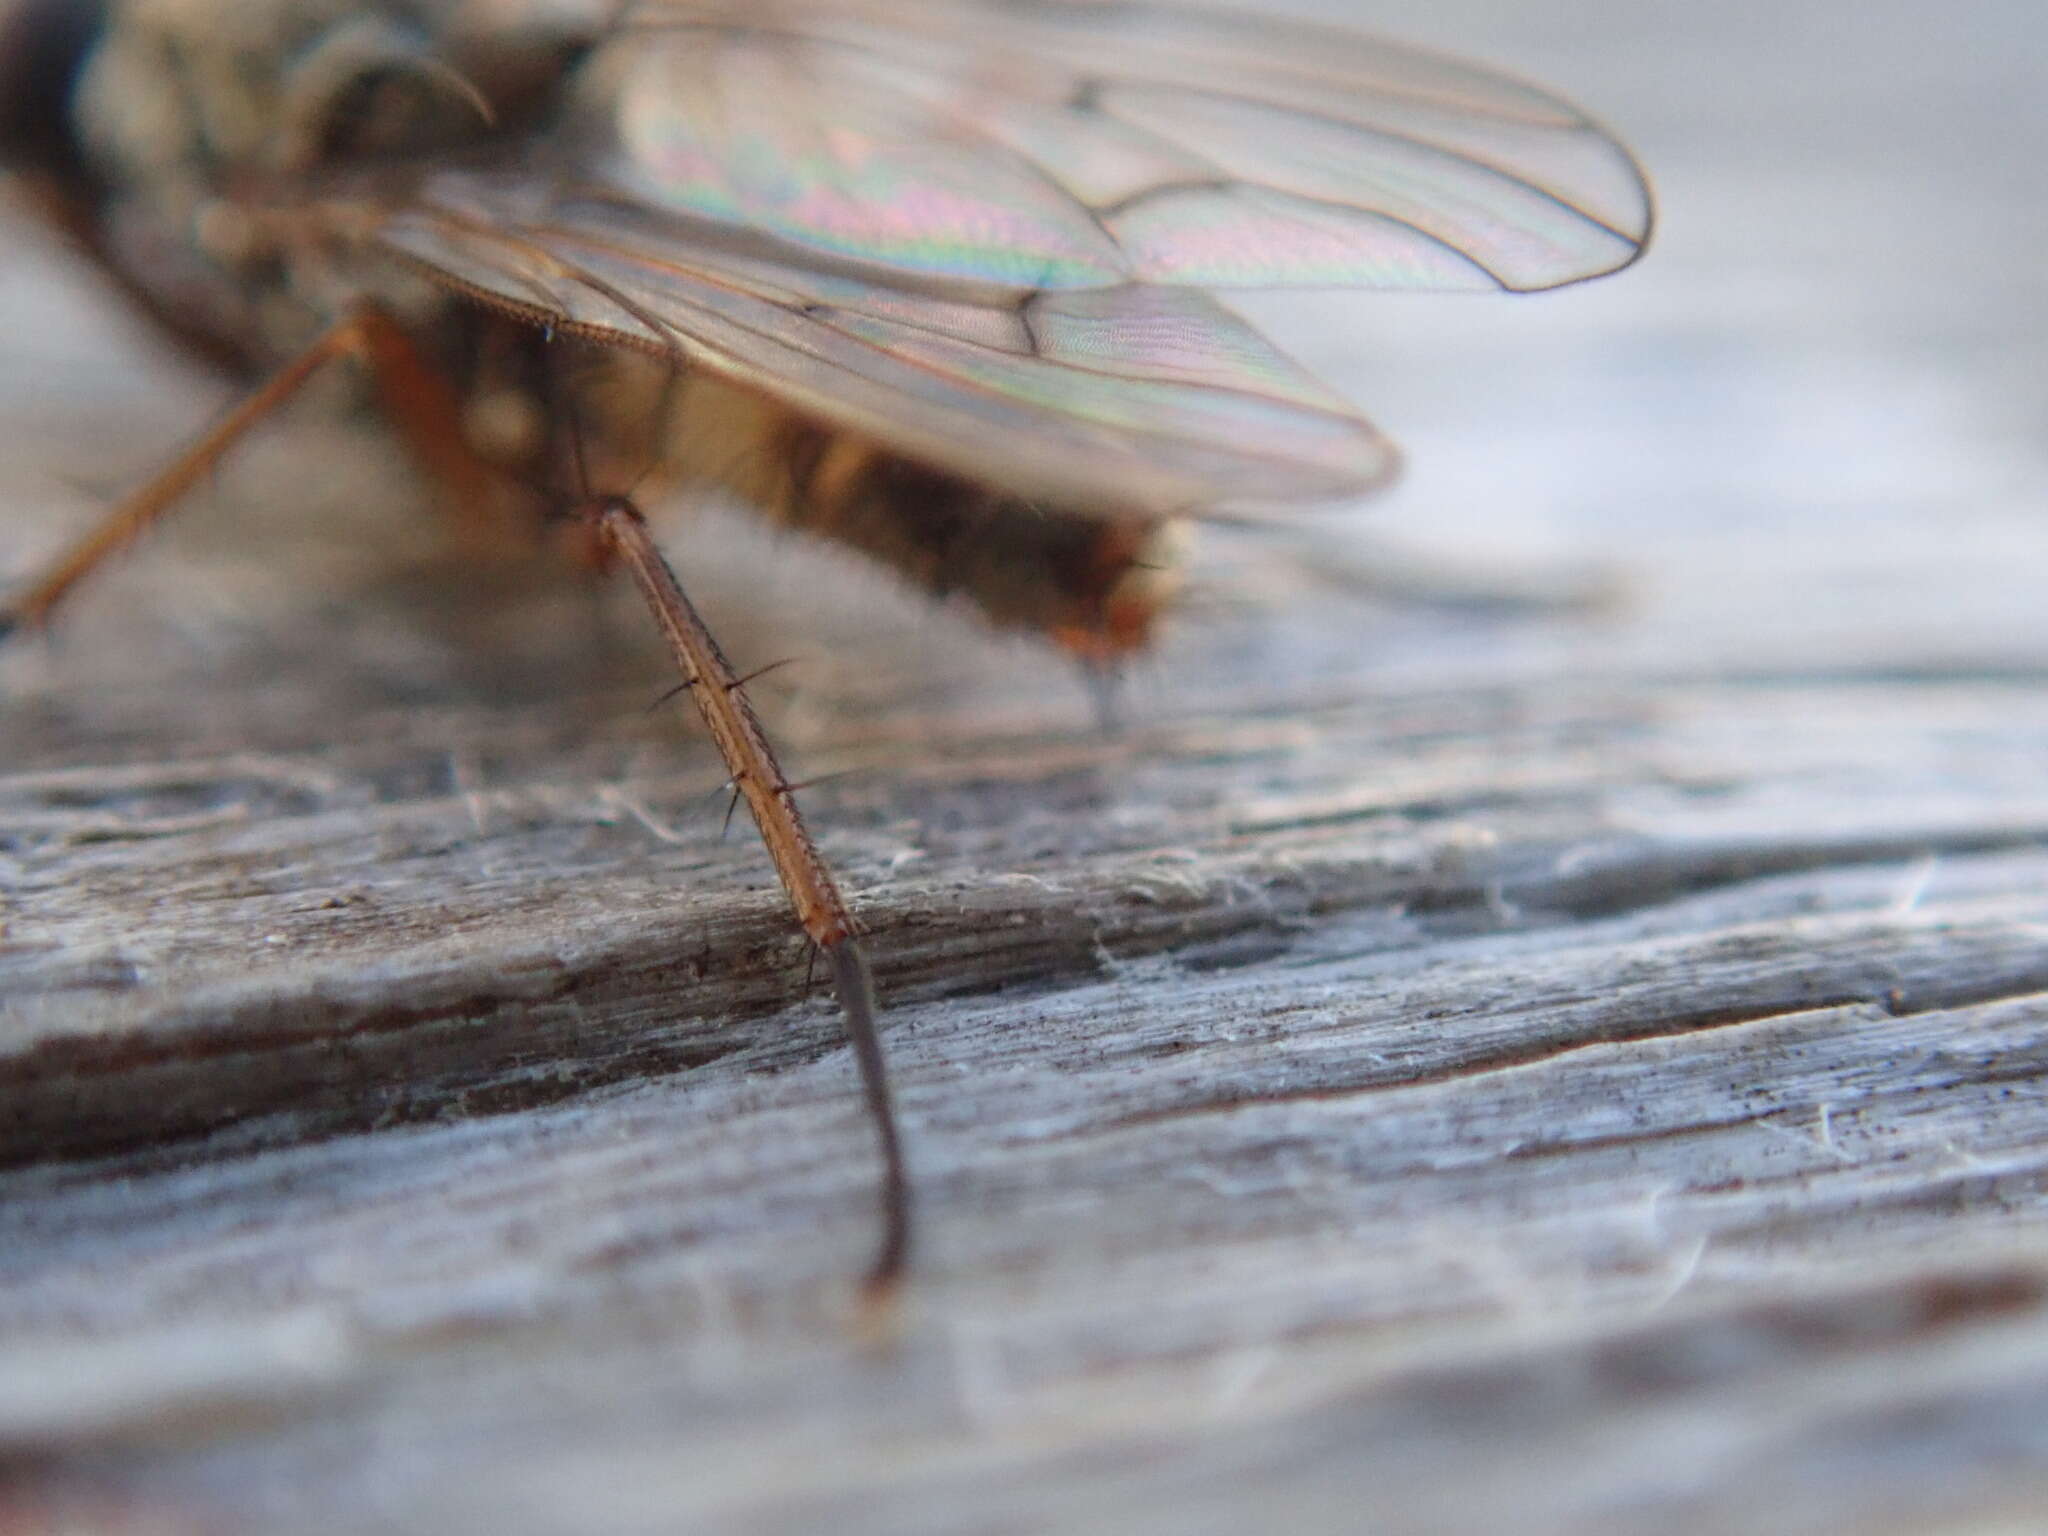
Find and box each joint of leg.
[333,303,397,359]
[587,494,645,529]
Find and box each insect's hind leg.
[583,494,910,1303]
[0,304,508,637]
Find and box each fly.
[0,0,1652,1299]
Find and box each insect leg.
[1,304,502,635]
[585,495,909,1302]
[344,306,508,545]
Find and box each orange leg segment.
[1,305,503,635]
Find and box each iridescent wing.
[369,0,1651,514]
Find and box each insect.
[0,0,1651,1298]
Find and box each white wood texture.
[3,1,2046,1530]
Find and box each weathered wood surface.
[3,1,2047,1530]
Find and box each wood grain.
[4,1,2048,1531]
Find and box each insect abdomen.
[663,371,1176,659]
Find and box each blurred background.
[1231,0,2047,695]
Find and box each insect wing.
[368,0,1650,513]
[379,191,1395,511]
[595,0,1652,294]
